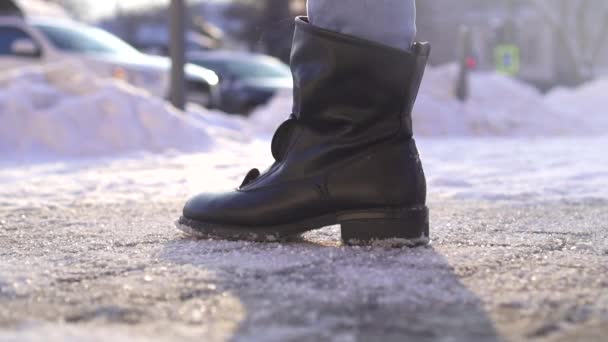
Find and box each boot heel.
[339,206,429,245]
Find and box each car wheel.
[186,81,213,108]
[187,89,211,108]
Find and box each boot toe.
[182,191,252,225]
[182,193,219,222]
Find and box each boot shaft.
[251,18,430,209]
[290,17,430,141]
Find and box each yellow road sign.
[495,45,520,76]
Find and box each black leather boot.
[178,17,431,245]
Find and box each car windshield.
[33,23,140,55]
[196,57,291,79]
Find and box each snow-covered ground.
[1,63,607,209]
[1,184,607,342]
[1,136,607,213]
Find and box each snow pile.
[544,78,608,134]
[1,62,606,162]
[251,64,606,136]
[0,63,212,160]
[248,89,294,137]
[414,64,585,136]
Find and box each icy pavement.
[1,136,608,341]
[0,198,607,341]
[2,57,608,341]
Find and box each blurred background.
[15,0,608,86]
[1,0,607,161]
[14,0,608,84]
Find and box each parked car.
[0,16,220,107]
[188,51,292,114]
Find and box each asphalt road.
[1,198,607,341]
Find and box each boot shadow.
[159,228,501,341]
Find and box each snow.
[0,64,607,341]
[0,63,607,208]
[2,63,606,162]
[0,136,606,213]
[421,136,608,201]
[545,77,608,133]
[220,64,608,138]
[248,89,294,137]
[1,197,607,341]
[0,63,214,160]
[414,65,588,136]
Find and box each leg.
[307,0,417,51]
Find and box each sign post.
[169,0,186,110]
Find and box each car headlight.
[185,64,219,87]
[206,72,219,87]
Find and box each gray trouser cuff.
[307,0,417,51]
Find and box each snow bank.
[2,136,606,211]
[0,63,212,160]
[414,64,585,136]
[544,78,608,135]
[250,64,606,137]
[248,89,294,137]
[1,62,606,162]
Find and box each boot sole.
[176,206,429,246]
